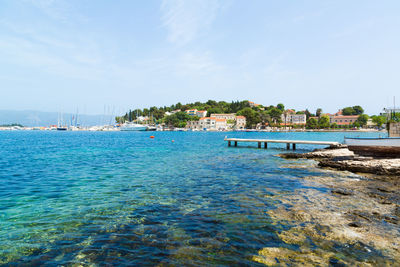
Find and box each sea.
[0,130,394,265]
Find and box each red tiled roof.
[331,115,359,119]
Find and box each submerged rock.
[348,221,362,228]
[252,246,334,266]
[331,188,354,196]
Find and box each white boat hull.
[120,123,148,131]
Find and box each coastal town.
[1,100,398,132]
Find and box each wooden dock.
[224,138,340,150]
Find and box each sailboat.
[57,111,68,131]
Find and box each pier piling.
[224,138,339,150]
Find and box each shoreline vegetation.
[116,100,395,130]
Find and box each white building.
[185,109,207,118]
[281,113,306,125]
[165,110,181,116]
[235,116,246,129]
[211,113,246,129]
[186,114,246,130]
[186,117,228,131]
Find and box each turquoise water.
[0,131,387,265]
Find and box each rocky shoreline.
[279,146,400,176]
[251,147,400,265]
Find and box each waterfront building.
[186,120,201,130]
[329,115,359,125]
[281,111,306,125]
[199,117,217,130]
[235,116,246,129]
[215,118,228,130]
[186,117,229,131]
[211,114,247,130]
[210,113,236,121]
[186,113,246,131]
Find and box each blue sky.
[1,0,399,115]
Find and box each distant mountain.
[0,110,116,127]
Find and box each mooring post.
[258,142,261,148]
[235,141,238,147]
[292,143,296,150]
[264,142,268,149]
[228,141,231,147]
[286,143,290,150]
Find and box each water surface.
[0,131,392,265]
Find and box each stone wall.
[389,122,400,137]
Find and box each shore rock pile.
[279,147,400,176]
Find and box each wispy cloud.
[160,0,223,46]
[175,52,223,76]
[23,0,71,21]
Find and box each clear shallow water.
[0,131,385,265]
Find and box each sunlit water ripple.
[0,131,391,265]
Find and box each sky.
[1,0,399,115]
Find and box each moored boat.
[344,137,400,158]
[120,122,147,131]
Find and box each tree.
[342,107,355,115]
[356,114,369,127]
[306,118,318,129]
[318,115,330,128]
[207,107,224,117]
[237,107,260,128]
[267,107,283,123]
[305,109,312,120]
[164,114,180,127]
[277,103,285,111]
[164,112,197,127]
[316,108,322,117]
[352,106,364,115]
[175,102,182,110]
[260,111,271,126]
[371,115,387,127]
